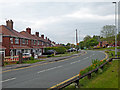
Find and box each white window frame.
[22,39,25,44]
[15,38,19,44]
[42,42,44,45]
[26,40,28,45]
[10,38,13,44]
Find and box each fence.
[49,57,120,90]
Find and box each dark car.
[67,48,77,52]
[46,50,56,55]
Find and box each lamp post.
[113,2,117,58]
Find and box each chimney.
[6,20,13,30]
[48,38,49,41]
[26,27,31,34]
[46,37,47,40]
[41,34,44,39]
[36,32,39,37]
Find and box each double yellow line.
[49,51,108,89]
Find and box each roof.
[0,25,28,39]
[20,31,37,40]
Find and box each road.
[2,50,106,88]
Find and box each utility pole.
[76,29,78,52]
[79,30,81,50]
[113,2,118,58]
[76,29,78,45]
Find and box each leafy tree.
[79,41,85,49]
[86,38,99,48]
[93,35,100,42]
[83,35,92,42]
[100,25,115,38]
[117,32,120,41]
[66,43,71,46]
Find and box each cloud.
[63,8,114,21]
[0,2,116,44]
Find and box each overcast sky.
[0,1,119,44]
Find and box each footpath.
[2,51,86,71]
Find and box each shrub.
[80,59,107,76]
[45,47,66,54]
[47,55,52,58]
[51,54,54,57]
[105,51,109,53]
[30,57,34,60]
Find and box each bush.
[30,57,34,60]
[45,47,66,54]
[105,51,109,53]
[47,55,52,58]
[80,59,107,76]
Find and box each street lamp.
[112,2,117,58]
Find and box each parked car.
[46,50,56,55]
[67,48,77,52]
[23,53,31,58]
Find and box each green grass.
[22,59,45,64]
[65,60,119,89]
[4,59,45,66]
[93,47,120,51]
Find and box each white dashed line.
[70,60,81,64]
[2,78,16,83]
[37,65,62,73]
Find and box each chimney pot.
[36,32,39,37]
[26,27,31,34]
[41,34,44,39]
[6,20,13,30]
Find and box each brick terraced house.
[0,20,56,56]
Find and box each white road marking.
[83,57,89,60]
[2,78,16,83]
[70,60,81,64]
[37,65,62,73]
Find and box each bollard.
[75,80,79,88]
[31,52,34,59]
[87,73,91,79]
[2,53,4,66]
[95,69,98,74]
[19,52,22,64]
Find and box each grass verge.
[22,59,45,64]
[65,60,119,89]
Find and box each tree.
[83,35,92,42]
[66,43,71,46]
[117,32,120,41]
[86,38,99,48]
[93,35,100,42]
[100,25,115,38]
[79,41,85,49]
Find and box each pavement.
[2,50,106,88]
[2,51,85,71]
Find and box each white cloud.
[64,8,114,21]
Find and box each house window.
[22,39,25,44]
[10,38,13,44]
[42,42,44,45]
[26,40,28,45]
[15,38,19,44]
[34,40,36,45]
[38,41,39,45]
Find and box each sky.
[0,0,119,44]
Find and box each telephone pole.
[76,29,78,45]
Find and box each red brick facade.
[0,20,56,56]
